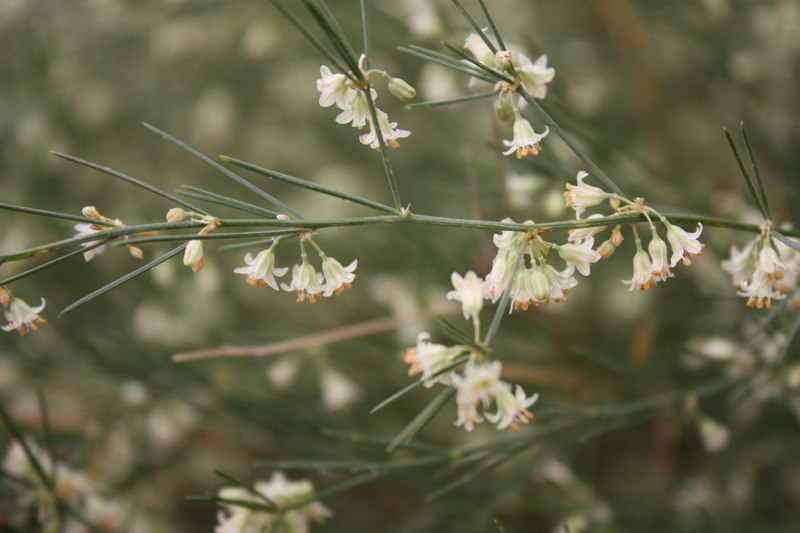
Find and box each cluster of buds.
[75,205,152,261]
[1,287,45,336]
[563,171,704,292]
[484,219,600,311]
[233,231,357,304]
[463,30,554,159]
[317,54,413,150]
[722,222,799,309]
[403,271,539,432]
[215,472,332,533]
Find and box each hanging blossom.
[215,472,331,533]
[447,271,485,322]
[168,210,221,273]
[451,360,539,432]
[281,234,358,303]
[721,223,798,309]
[234,242,288,290]
[320,255,357,296]
[483,219,599,311]
[502,112,549,159]
[316,54,413,149]
[1,289,46,336]
[564,171,613,219]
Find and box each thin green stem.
[364,93,403,212]
[400,46,498,83]
[741,123,772,221]
[723,127,767,220]
[405,91,501,109]
[0,202,115,226]
[360,0,370,70]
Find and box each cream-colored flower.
[623,247,656,291]
[234,246,288,290]
[665,222,704,267]
[464,30,495,66]
[281,259,325,303]
[517,53,555,100]
[336,88,375,128]
[564,171,610,219]
[320,256,357,296]
[359,108,411,149]
[485,384,538,431]
[316,65,351,109]
[567,214,607,244]
[502,113,548,159]
[403,332,464,387]
[319,366,361,411]
[447,271,485,321]
[2,297,45,336]
[556,239,601,276]
[452,361,503,431]
[648,232,673,281]
[183,239,205,272]
[74,223,107,261]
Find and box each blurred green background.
[2,0,800,531]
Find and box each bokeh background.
[2,0,800,531]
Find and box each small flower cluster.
[1,287,45,336]
[167,208,222,273]
[215,472,332,533]
[563,171,704,292]
[721,223,799,309]
[234,231,357,304]
[484,219,600,311]
[74,205,151,261]
[463,30,554,159]
[317,54,412,150]
[403,272,539,432]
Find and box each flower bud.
[495,98,514,121]
[388,77,416,102]
[277,214,291,221]
[494,50,512,71]
[82,206,101,219]
[0,287,10,307]
[166,208,188,222]
[127,245,144,260]
[609,197,621,211]
[183,240,205,272]
[611,225,624,246]
[597,239,616,259]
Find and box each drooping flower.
[623,246,656,291]
[648,231,673,281]
[556,238,601,276]
[485,383,539,432]
[567,214,607,244]
[320,256,357,296]
[2,297,46,336]
[335,88,375,129]
[510,263,576,310]
[517,53,555,101]
[665,222,704,267]
[234,246,288,290]
[502,113,549,159]
[447,271,485,321]
[403,332,465,387]
[564,171,610,219]
[359,108,411,149]
[316,65,352,109]
[721,232,797,309]
[464,30,495,66]
[281,257,325,303]
[452,361,504,432]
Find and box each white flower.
[564,171,609,219]
[319,367,361,411]
[464,30,495,66]
[648,232,673,281]
[281,258,325,303]
[556,239,601,276]
[335,88,375,129]
[74,223,107,261]
[485,384,539,432]
[321,256,357,296]
[665,222,704,267]
[567,214,607,244]
[183,239,205,272]
[316,65,351,109]
[697,415,730,453]
[623,247,656,291]
[215,473,332,533]
[502,114,549,159]
[267,358,300,390]
[517,53,555,100]
[722,234,796,309]
[510,263,576,311]
[452,361,503,431]
[359,108,411,150]
[2,297,46,336]
[739,269,785,309]
[234,246,288,290]
[722,240,758,286]
[447,271,485,321]
[403,332,464,387]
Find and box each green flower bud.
[388,77,416,102]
